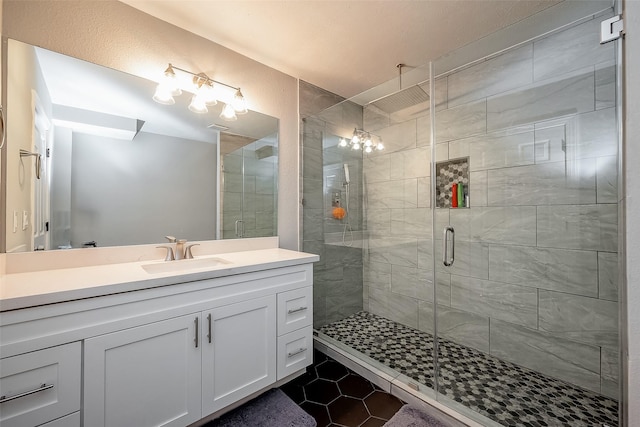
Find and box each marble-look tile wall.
[362,16,618,398]
[222,141,277,239]
[299,81,364,328]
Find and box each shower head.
[343,163,350,184]
[368,85,430,114]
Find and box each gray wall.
[70,131,217,247]
[363,16,618,398]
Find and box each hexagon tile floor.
[280,350,405,427]
[318,311,619,427]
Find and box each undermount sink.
[141,257,232,274]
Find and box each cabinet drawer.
[41,411,81,427]
[0,342,81,427]
[277,287,312,336]
[277,326,313,380]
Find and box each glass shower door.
[431,6,620,426]
[221,135,278,239]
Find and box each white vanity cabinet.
[0,260,315,427]
[83,314,202,427]
[0,342,81,427]
[202,295,276,415]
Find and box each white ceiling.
[120,0,562,99]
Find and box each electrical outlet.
[22,210,29,230]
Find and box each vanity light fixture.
[153,63,248,121]
[339,128,384,153]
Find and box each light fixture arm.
[168,63,240,92]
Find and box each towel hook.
[20,149,42,180]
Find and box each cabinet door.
[202,295,276,415]
[84,315,202,427]
[0,342,80,427]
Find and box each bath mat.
[208,388,316,427]
[383,404,451,427]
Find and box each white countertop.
[0,248,319,312]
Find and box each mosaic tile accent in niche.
[318,311,618,427]
[436,158,469,208]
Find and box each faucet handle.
[165,235,177,243]
[185,244,200,259]
[157,245,175,261]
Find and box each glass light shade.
[352,142,360,150]
[200,82,218,106]
[161,66,182,96]
[364,138,372,147]
[376,142,384,150]
[232,89,248,114]
[352,134,360,144]
[152,84,175,105]
[188,94,208,114]
[365,146,373,153]
[339,138,348,147]
[220,103,238,121]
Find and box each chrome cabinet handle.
[287,348,307,358]
[0,383,54,404]
[287,306,308,315]
[194,317,199,348]
[442,226,455,267]
[207,313,212,344]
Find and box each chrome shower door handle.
[442,226,455,267]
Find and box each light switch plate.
[13,210,18,233]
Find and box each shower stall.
[302,1,622,426]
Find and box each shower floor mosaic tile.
[318,311,618,427]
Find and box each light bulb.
[220,103,238,121]
[365,146,373,153]
[188,94,208,113]
[364,138,372,147]
[200,82,218,106]
[352,142,360,150]
[232,89,248,114]
[339,138,348,147]
[161,65,182,96]
[376,142,384,151]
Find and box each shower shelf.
[436,157,469,209]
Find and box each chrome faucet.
[157,236,199,261]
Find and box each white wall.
[623,0,639,424]
[1,0,299,250]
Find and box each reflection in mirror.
[4,39,278,252]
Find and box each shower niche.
[435,157,469,209]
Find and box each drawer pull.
[287,306,308,315]
[0,383,54,404]
[287,347,307,358]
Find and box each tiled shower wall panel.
[222,144,277,239]
[362,16,618,398]
[300,81,364,328]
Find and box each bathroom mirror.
[3,39,278,252]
